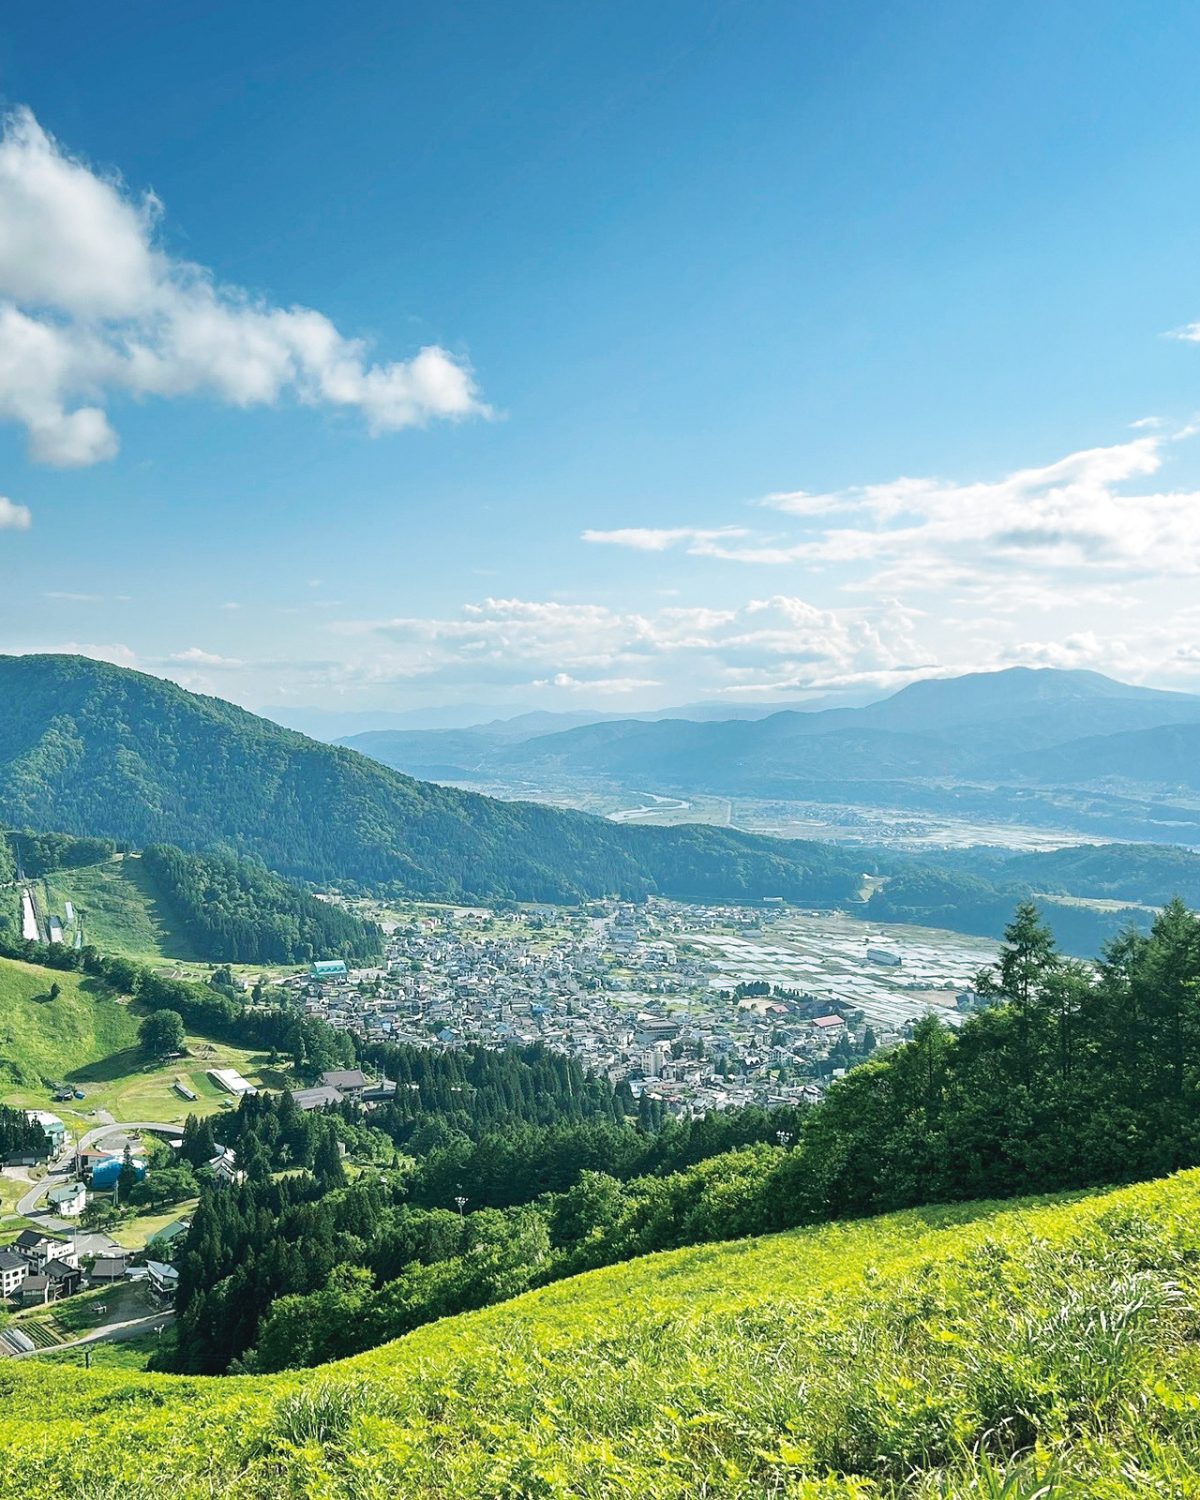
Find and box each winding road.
[14,1121,183,1218]
[8,1308,175,1360]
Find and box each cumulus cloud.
[585,435,1200,594]
[333,593,920,697]
[0,496,31,529]
[0,107,490,465]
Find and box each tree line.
[0,1102,50,1159]
[161,1090,809,1373]
[141,843,382,964]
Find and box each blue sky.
[4,0,1200,715]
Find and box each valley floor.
[4,1170,1200,1497]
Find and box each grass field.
[0,1171,28,1214]
[34,1330,164,1372]
[42,854,198,963]
[0,953,297,1123]
[3,1029,296,1126]
[3,1170,1200,1496]
[0,954,140,1087]
[108,1199,199,1249]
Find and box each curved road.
[10,1308,175,1360]
[15,1121,183,1218]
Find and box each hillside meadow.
[4,1170,1200,1497]
[0,955,139,1085]
[43,853,198,963]
[0,955,291,1125]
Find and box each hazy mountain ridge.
[341,670,1200,843]
[0,655,861,905]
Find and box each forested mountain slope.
[0,655,860,904]
[996,719,1200,789]
[4,1170,1200,1497]
[0,829,380,964]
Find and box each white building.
[47,1180,87,1217]
[207,1067,255,1096]
[0,1250,27,1299]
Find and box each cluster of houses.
[0,1228,84,1309]
[273,899,915,1117]
[0,1219,185,1357]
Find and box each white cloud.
[0,107,490,466]
[582,526,749,552]
[585,435,1200,595]
[166,647,243,668]
[0,496,31,529]
[53,641,138,668]
[535,672,662,694]
[333,593,918,698]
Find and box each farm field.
[2,1169,1200,1495]
[685,909,997,1032]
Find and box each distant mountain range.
[277,694,870,745]
[338,668,1200,844]
[0,655,861,905]
[7,655,1200,957]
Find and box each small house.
[47,1179,87,1217]
[206,1146,244,1187]
[146,1260,180,1299]
[89,1253,130,1283]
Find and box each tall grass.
[3,1172,1200,1496]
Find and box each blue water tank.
[90,1155,146,1189]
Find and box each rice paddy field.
[3,1169,1200,1496]
[686,910,997,1032]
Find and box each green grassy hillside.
[0,954,290,1120]
[0,954,138,1086]
[43,853,197,961]
[4,1170,1200,1497]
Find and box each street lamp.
[454,1194,468,1217]
[776,1130,793,1150]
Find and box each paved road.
[15,1121,183,1218]
[10,1308,175,1360]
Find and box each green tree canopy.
[139,1007,186,1056]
